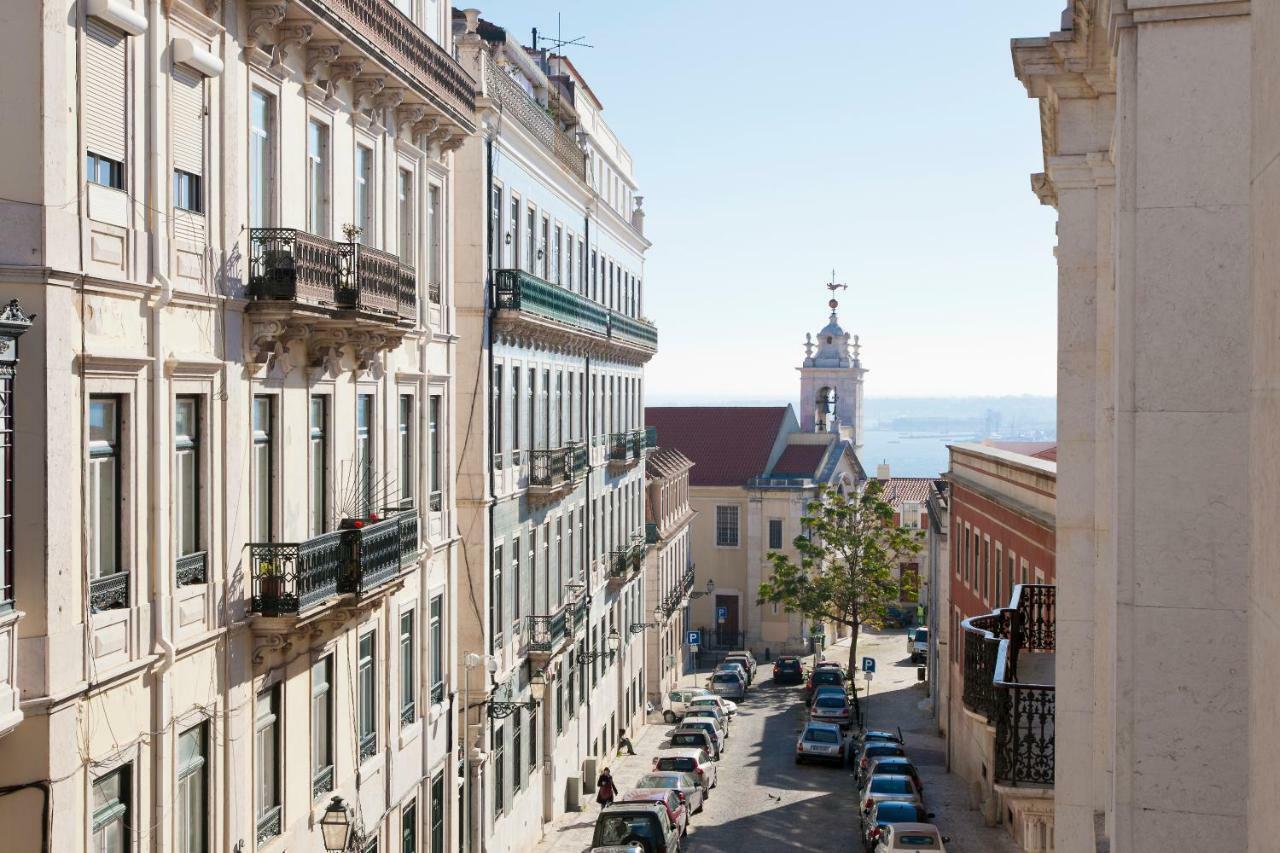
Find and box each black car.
[861,800,933,852]
[804,666,847,700]
[773,656,804,685]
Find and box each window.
[359,631,377,761]
[541,216,551,280]
[995,546,1004,604]
[715,506,739,547]
[401,799,417,853]
[255,686,280,841]
[355,144,374,243]
[428,395,442,511]
[768,519,783,550]
[494,724,505,815]
[92,764,131,853]
[429,595,443,703]
[177,724,207,853]
[173,170,202,213]
[309,396,328,536]
[509,193,521,269]
[248,89,274,228]
[525,204,536,274]
[490,182,502,270]
[171,65,205,218]
[251,396,273,542]
[401,610,416,724]
[307,119,330,235]
[511,535,522,632]
[363,838,379,853]
[528,705,538,772]
[553,224,562,283]
[84,20,126,191]
[399,395,415,506]
[175,397,200,559]
[89,396,121,583]
[311,656,333,796]
[492,544,503,652]
[981,537,989,600]
[427,185,442,303]
[430,771,445,853]
[513,712,523,792]
[492,364,504,469]
[511,367,522,461]
[400,168,415,263]
[357,393,374,518]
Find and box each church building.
[645,291,867,654]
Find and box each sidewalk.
[530,721,672,853]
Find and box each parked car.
[621,788,688,838]
[687,695,737,719]
[856,729,904,747]
[862,801,935,853]
[809,691,854,728]
[773,656,804,685]
[871,822,950,852]
[859,773,924,816]
[666,728,720,761]
[591,802,683,853]
[795,720,847,765]
[805,666,848,700]
[663,688,712,724]
[682,708,729,737]
[653,748,718,792]
[864,756,924,794]
[814,659,844,670]
[707,670,746,700]
[723,651,757,683]
[713,661,750,687]
[812,684,849,703]
[675,718,726,755]
[857,742,909,779]
[634,771,706,815]
[907,627,929,664]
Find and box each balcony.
[608,430,646,469]
[492,269,658,364]
[607,540,647,590]
[527,609,571,667]
[961,584,1055,788]
[481,55,585,180]
[527,443,585,504]
[175,551,207,586]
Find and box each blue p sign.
[686,630,701,646]
[861,657,876,674]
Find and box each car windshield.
[637,774,683,789]
[813,671,844,684]
[867,745,903,756]
[778,660,800,670]
[594,815,659,845]
[873,761,913,774]
[712,673,739,683]
[870,776,914,794]
[671,734,706,747]
[874,803,924,822]
[682,723,715,735]
[914,628,928,642]
[894,834,939,849]
[815,696,846,709]
[657,757,696,772]
[804,728,840,744]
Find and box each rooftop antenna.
[532,13,594,55]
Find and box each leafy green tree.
[757,482,923,675]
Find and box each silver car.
[795,721,847,765]
[634,771,706,815]
[707,670,745,700]
[858,773,924,816]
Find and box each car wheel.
[663,710,676,724]
[795,755,803,764]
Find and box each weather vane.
[825,269,847,309]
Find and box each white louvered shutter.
[171,64,204,176]
[83,19,126,163]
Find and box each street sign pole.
[864,670,874,732]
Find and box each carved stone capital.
[270,22,314,71]
[305,40,343,84]
[376,87,407,112]
[352,76,387,113]
[326,57,365,105]
[247,318,309,376]
[395,104,431,136]
[245,0,286,49]
[307,327,350,378]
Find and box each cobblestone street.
[531,629,1021,852]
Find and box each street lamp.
[320,796,352,852]
[629,607,666,635]
[689,579,715,600]
[529,668,547,701]
[607,627,622,653]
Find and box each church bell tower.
[798,275,867,451]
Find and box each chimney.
[876,462,890,480]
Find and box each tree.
[757,482,923,676]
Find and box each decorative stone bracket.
[247,319,406,378]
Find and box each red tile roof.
[645,447,694,481]
[645,407,791,486]
[877,477,935,505]
[770,444,829,478]
[1031,446,1058,462]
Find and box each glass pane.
[90,398,117,444]
[178,449,197,554]
[94,458,117,577]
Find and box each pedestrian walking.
[596,767,619,808]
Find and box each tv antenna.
[532,14,593,53]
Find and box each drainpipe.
[147,7,176,853]
[482,129,496,853]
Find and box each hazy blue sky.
[476,1,1064,400]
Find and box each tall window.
[307,119,330,235]
[428,396,442,511]
[429,595,443,703]
[177,724,207,853]
[768,519,782,550]
[513,712,523,792]
[311,656,333,796]
[552,224,562,284]
[255,686,280,841]
[492,365,504,469]
[358,631,377,761]
[171,65,205,217]
[427,185,442,304]
[511,367,522,463]
[355,144,373,244]
[529,705,538,772]
[494,724,505,815]
[490,182,502,270]
[540,216,550,279]
[715,505,739,547]
[357,394,374,518]
[92,764,131,853]
[525,204,536,275]
[89,396,121,582]
[492,545,504,651]
[251,396,273,542]
[399,395,414,507]
[509,193,520,269]
[400,610,416,724]
[310,396,328,536]
[175,397,200,559]
[430,771,445,853]
[0,355,13,608]
[84,19,126,191]
[402,799,417,853]
[511,535,522,632]
[400,169,416,265]
[249,89,274,228]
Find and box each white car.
[653,747,718,792]
[687,695,737,719]
[872,822,950,852]
[674,717,726,755]
[682,706,729,735]
[907,627,928,664]
[663,687,712,723]
[795,721,847,765]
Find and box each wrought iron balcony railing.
[608,429,646,465]
[346,516,401,594]
[961,584,1055,788]
[529,443,586,492]
[249,531,346,616]
[175,550,207,586]
[608,542,647,578]
[483,58,584,180]
[645,522,659,545]
[494,269,609,336]
[681,564,696,595]
[312,764,334,801]
[528,610,568,653]
[340,242,407,316]
[89,572,129,613]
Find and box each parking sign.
[686,630,701,646]
[861,657,876,674]
[716,606,728,623]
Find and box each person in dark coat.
[596,767,619,807]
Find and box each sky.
[476,1,1065,401]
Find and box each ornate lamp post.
[320,796,352,852]
[630,607,665,635]
[688,579,715,600]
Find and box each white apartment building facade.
[642,447,696,712]
[451,12,656,852]
[0,2,473,852]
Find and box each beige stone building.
[642,447,696,713]
[1010,2,1280,851]
[0,1,473,852]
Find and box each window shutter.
[84,19,126,163]
[171,64,204,176]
